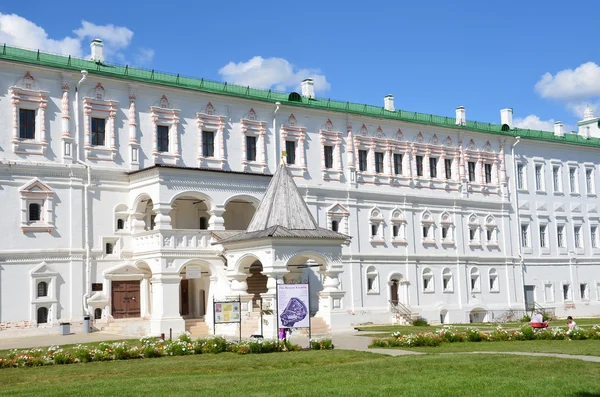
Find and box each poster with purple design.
[277,284,310,328]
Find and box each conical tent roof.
[217,163,348,243]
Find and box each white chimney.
[384,95,395,111]
[301,78,314,98]
[455,106,466,126]
[554,121,564,137]
[500,108,513,129]
[90,39,104,63]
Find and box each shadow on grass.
[576,393,600,397]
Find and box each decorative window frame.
[411,133,461,190]
[544,281,555,303]
[440,211,455,246]
[365,265,380,294]
[580,282,589,301]
[567,162,579,196]
[421,210,436,246]
[467,214,482,247]
[470,267,481,293]
[280,114,307,177]
[369,207,385,245]
[241,108,266,173]
[114,204,129,234]
[151,95,181,165]
[573,223,584,253]
[442,268,454,293]
[319,119,343,181]
[196,102,226,168]
[326,203,350,236]
[30,262,58,326]
[533,159,546,193]
[584,163,596,197]
[390,208,408,245]
[562,282,572,302]
[484,215,499,248]
[462,139,500,193]
[550,161,563,195]
[83,83,118,161]
[19,178,55,233]
[489,268,499,293]
[422,268,434,293]
[9,72,50,156]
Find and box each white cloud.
[0,13,152,66]
[513,115,556,131]
[218,56,330,93]
[535,62,600,101]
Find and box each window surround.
[568,163,579,196]
[573,224,584,251]
[544,282,555,303]
[390,208,408,245]
[369,207,385,244]
[442,268,454,293]
[489,268,499,293]
[326,203,350,236]
[30,262,58,326]
[516,162,527,191]
[422,268,434,293]
[421,210,435,245]
[440,212,455,246]
[533,160,546,193]
[521,223,530,249]
[319,119,343,181]
[83,83,118,161]
[591,224,599,250]
[366,266,379,294]
[467,214,481,247]
[9,71,50,156]
[585,164,596,197]
[240,108,267,173]
[484,215,499,248]
[19,178,55,233]
[562,283,572,302]
[539,222,550,254]
[551,161,563,195]
[150,97,181,165]
[470,267,481,293]
[197,102,226,168]
[279,114,307,177]
[462,140,499,188]
[580,283,589,301]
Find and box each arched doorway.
[179,262,212,318]
[470,308,488,323]
[389,274,406,305]
[223,196,258,230]
[390,279,399,305]
[247,261,267,308]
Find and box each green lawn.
[0,351,599,396]
[406,339,600,356]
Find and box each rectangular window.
[521,224,529,247]
[19,108,35,139]
[393,225,399,238]
[486,229,493,241]
[442,227,448,239]
[371,223,378,237]
[375,152,384,173]
[563,284,571,301]
[416,156,423,176]
[157,125,169,153]
[557,225,565,248]
[484,163,492,184]
[586,169,594,193]
[393,154,402,175]
[91,117,106,146]
[443,277,450,291]
[535,165,543,190]
[286,140,296,165]
[358,150,368,172]
[570,167,577,193]
[445,159,452,179]
[324,145,334,169]
[580,283,589,300]
[246,136,257,162]
[544,284,554,303]
[469,228,476,241]
[539,225,547,248]
[468,161,476,182]
[423,225,430,239]
[574,226,582,248]
[202,131,215,157]
[429,157,438,178]
[553,166,560,192]
[517,164,525,189]
[92,283,103,292]
[592,226,598,248]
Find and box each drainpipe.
[272,102,280,170]
[75,70,92,316]
[511,137,526,310]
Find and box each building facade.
[0,41,598,338]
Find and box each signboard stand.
[213,296,242,342]
[276,282,311,348]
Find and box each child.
[566,316,577,336]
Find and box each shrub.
[521,314,531,322]
[200,337,228,354]
[570,327,588,340]
[412,318,429,326]
[111,342,131,360]
[310,337,334,350]
[51,350,72,365]
[542,312,553,322]
[73,345,92,363]
[465,328,486,342]
[489,326,510,342]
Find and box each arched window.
[37,307,48,324]
[105,242,114,255]
[421,211,435,244]
[331,220,339,232]
[390,209,407,244]
[442,268,453,292]
[489,268,499,292]
[199,217,208,230]
[366,266,379,293]
[37,281,48,297]
[369,208,384,242]
[470,267,480,292]
[117,219,124,230]
[29,203,41,221]
[94,308,102,320]
[422,268,434,292]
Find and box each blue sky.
[1,0,599,131]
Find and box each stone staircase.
[101,318,150,336]
[185,318,210,337]
[298,316,331,337]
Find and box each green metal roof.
[2,43,600,149]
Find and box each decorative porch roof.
[217,163,349,244]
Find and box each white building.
[0,41,598,338]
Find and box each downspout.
[272,102,280,171]
[75,70,92,316]
[511,137,526,310]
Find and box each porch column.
[150,273,185,337]
[316,267,346,332]
[260,268,288,339]
[227,272,253,314]
[141,275,151,318]
[208,205,225,230]
[130,212,146,233]
[153,203,172,230]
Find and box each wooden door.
[390,280,399,305]
[112,281,141,319]
[180,279,189,316]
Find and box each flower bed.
[0,335,334,369]
[369,325,600,348]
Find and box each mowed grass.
[406,339,600,356]
[0,351,599,397]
